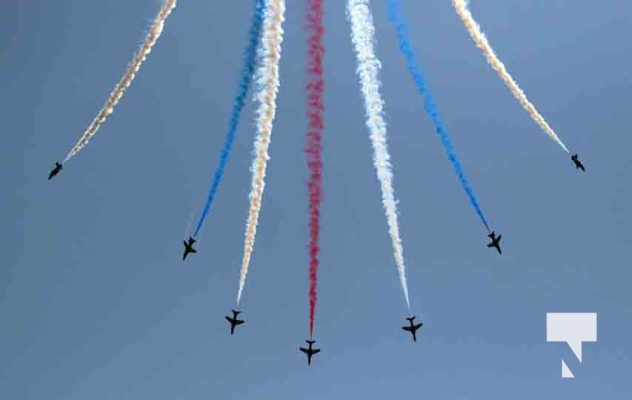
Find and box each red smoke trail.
[306,0,324,339]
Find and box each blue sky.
[2,0,631,398]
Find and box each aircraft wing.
[235,319,245,325]
[312,349,321,354]
[413,323,423,330]
[225,316,233,323]
[299,347,308,354]
[402,326,413,332]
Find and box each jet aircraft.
[487,231,502,255]
[402,316,423,342]
[225,309,245,335]
[299,339,320,366]
[48,162,63,180]
[182,236,197,261]
[571,154,585,172]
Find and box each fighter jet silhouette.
[571,154,585,172]
[182,236,197,261]
[402,316,424,342]
[48,162,62,180]
[299,339,320,366]
[487,231,502,255]
[225,309,245,335]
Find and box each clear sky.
[2,0,631,398]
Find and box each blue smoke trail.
[193,0,265,238]
[387,0,490,232]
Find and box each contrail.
[387,0,490,232]
[192,0,265,238]
[63,0,178,163]
[305,0,324,339]
[236,0,286,304]
[346,0,410,309]
[452,0,569,153]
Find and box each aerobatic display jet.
[225,309,245,335]
[182,236,197,261]
[487,231,502,255]
[571,154,585,172]
[299,339,320,366]
[48,162,63,180]
[402,316,423,342]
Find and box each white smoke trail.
[236,0,286,304]
[346,0,410,309]
[452,0,569,153]
[63,0,177,162]
[183,210,194,238]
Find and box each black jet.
[182,236,197,261]
[571,154,585,172]
[299,339,320,366]
[402,316,424,342]
[487,231,502,255]
[225,309,245,335]
[48,162,63,180]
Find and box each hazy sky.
[2,1,631,399]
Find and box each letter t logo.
[546,313,597,378]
